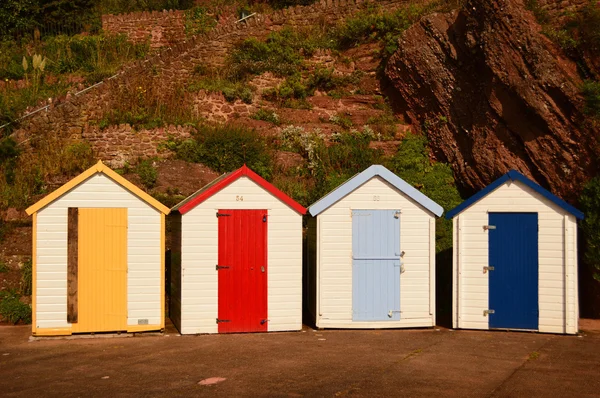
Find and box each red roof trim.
[177,165,307,215]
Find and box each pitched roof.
[445,170,584,220]
[308,165,444,217]
[172,165,307,215]
[25,161,170,215]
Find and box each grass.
[0,34,149,130]
[529,351,540,360]
[20,258,32,296]
[188,77,254,104]
[0,290,31,324]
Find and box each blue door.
[488,213,539,330]
[352,210,401,321]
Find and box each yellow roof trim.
[26,160,170,215]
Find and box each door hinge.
[483,309,495,316]
[216,212,231,217]
[260,319,269,325]
[483,225,496,231]
[483,266,494,273]
[216,265,230,270]
[216,318,231,323]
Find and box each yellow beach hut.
[26,161,169,336]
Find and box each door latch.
[216,265,230,270]
[483,225,496,231]
[483,309,495,316]
[388,310,402,318]
[261,266,265,273]
[260,319,269,325]
[483,266,494,274]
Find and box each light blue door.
[352,210,401,321]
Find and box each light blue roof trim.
[308,165,444,217]
[446,170,584,220]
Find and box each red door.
[217,209,268,333]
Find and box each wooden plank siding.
[452,180,579,334]
[315,176,436,329]
[179,176,302,334]
[34,173,162,332]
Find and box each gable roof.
[308,165,444,217]
[172,165,307,215]
[445,170,584,220]
[25,161,170,215]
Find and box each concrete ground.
[1,323,600,397]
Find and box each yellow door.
[71,208,127,333]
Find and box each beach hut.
[26,161,170,336]
[307,165,443,329]
[169,165,306,334]
[446,170,584,334]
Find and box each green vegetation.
[184,5,217,37]
[20,258,33,296]
[0,290,31,324]
[0,34,149,129]
[582,80,600,118]
[251,109,280,125]
[173,123,274,179]
[99,76,193,130]
[0,261,8,273]
[0,140,95,209]
[329,2,438,60]
[188,78,254,104]
[580,176,600,281]
[387,133,462,253]
[136,159,158,189]
[525,0,550,25]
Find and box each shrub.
[580,176,600,281]
[0,138,20,185]
[0,290,31,324]
[525,0,550,24]
[251,109,280,125]
[176,124,274,179]
[20,258,32,296]
[582,80,600,118]
[0,261,8,273]
[61,142,95,175]
[184,6,217,36]
[136,159,158,189]
[387,133,462,252]
[189,77,254,104]
[227,28,327,80]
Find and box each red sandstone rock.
[385,0,599,200]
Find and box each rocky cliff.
[385,0,599,200]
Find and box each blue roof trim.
[445,170,584,220]
[308,165,444,217]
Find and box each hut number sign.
[373,195,380,201]
[236,195,244,201]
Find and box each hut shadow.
[436,248,453,329]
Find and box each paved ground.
[1,324,599,397]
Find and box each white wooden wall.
[316,176,436,328]
[35,173,162,330]
[452,180,578,334]
[179,177,302,334]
